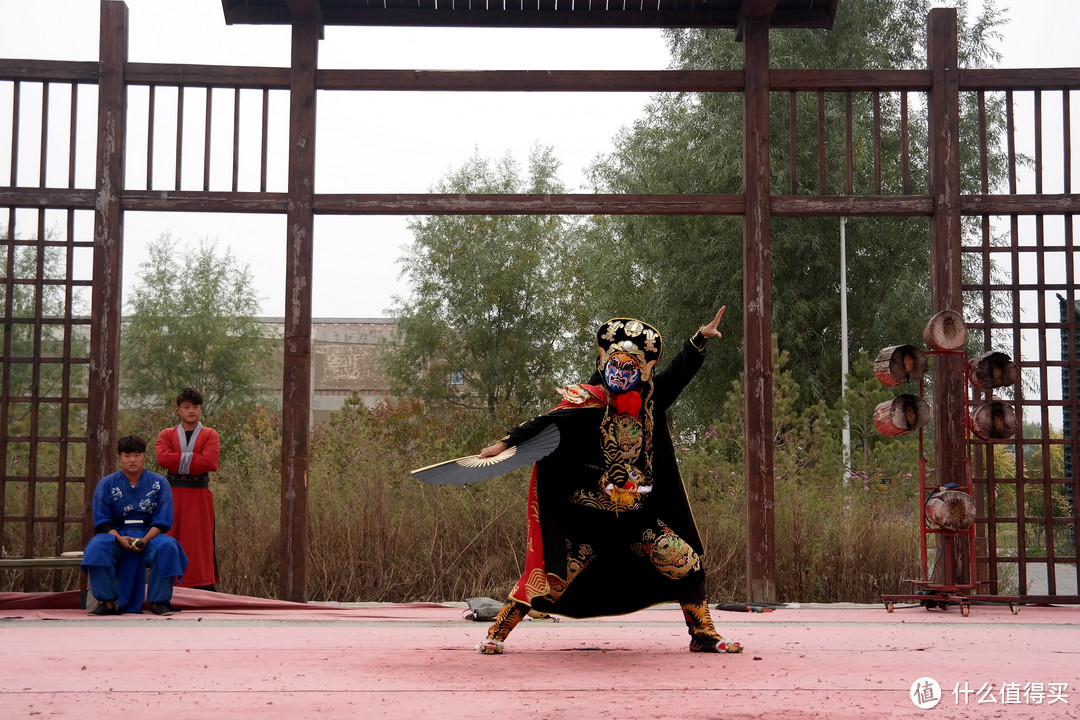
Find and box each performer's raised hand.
[701,306,726,340]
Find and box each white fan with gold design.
[411,424,560,485]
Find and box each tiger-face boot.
[476,600,530,655]
[681,601,744,653]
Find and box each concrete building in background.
[259,318,398,424]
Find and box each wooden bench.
[0,552,90,608]
[0,551,84,569]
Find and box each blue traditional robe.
[82,470,188,613]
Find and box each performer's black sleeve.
[501,413,559,449]
[651,337,708,412]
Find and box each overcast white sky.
[1,0,1078,319]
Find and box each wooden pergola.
[217,0,840,603]
[3,0,1079,605]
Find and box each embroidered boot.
[476,600,530,655]
[681,601,744,653]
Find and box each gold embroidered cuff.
[689,330,709,352]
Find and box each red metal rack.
[881,349,1021,616]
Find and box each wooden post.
[280,12,319,603]
[927,8,969,583]
[742,8,776,604]
[927,9,965,483]
[86,0,127,538]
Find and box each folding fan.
[411,424,560,485]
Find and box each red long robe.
[155,424,220,588]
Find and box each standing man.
[474,308,743,655]
[156,387,221,591]
[82,435,187,615]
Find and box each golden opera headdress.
[595,318,663,382]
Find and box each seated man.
[81,435,188,615]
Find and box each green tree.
[585,0,1008,424]
[121,234,275,414]
[384,145,594,417]
[835,353,925,479]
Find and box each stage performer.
[475,307,743,655]
[82,435,187,615]
[156,387,221,590]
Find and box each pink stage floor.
[1,588,1079,719]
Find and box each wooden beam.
[771,195,933,216]
[122,190,289,213]
[0,188,96,209]
[316,69,744,93]
[19,59,1077,96]
[769,0,838,31]
[0,59,98,83]
[222,7,827,30]
[24,188,1080,219]
[961,67,1080,91]
[313,193,745,216]
[124,62,291,89]
[961,194,1080,215]
[770,69,930,92]
[285,0,322,20]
